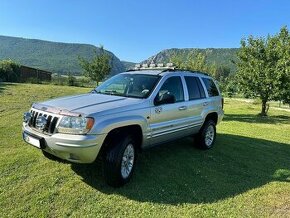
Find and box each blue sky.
[0,0,289,62]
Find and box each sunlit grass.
[0,83,289,217]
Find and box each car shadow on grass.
[0,82,16,94]
[71,134,290,204]
[223,114,290,124]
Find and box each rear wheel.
[196,120,216,149]
[103,135,136,187]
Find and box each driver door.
[149,76,190,145]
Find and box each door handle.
[178,106,187,111]
[203,102,209,106]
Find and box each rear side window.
[185,76,205,100]
[202,78,219,97]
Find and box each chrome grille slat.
[29,109,59,134]
[45,115,52,132]
[33,112,38,127]
[49,117,59,134]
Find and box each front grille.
[29,109,59,134]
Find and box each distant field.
[0,83,289,217]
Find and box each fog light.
[69,153,79,160]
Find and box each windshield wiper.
[91,89,101,94]
[103,90,118,95]
[92,90,124,96]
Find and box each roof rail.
[161,68,210,76]
[193,71,210,76]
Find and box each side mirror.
[154,92,176,106]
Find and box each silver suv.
[22,65,224,187]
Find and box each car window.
[95,74,160,98]
[157,76,184,102]
[185,76,205,100]
[196,78,206,98]
[202,78,219,97]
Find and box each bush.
[25,77,42,84]
[67,74,76,86]
[0,59,20,82]
[51,75,67,86]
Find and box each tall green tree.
[170,51,217,77]
[0,59,20,82]
[78,46,111,85]
[273,27,290,105]
[215,65,231,82]
[237,26,290,116]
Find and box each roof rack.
[126,63,210,76]
[126,63,176,72]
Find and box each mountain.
[121,61,136,70]
[142,48,239,72]
[0,35,239,75]
[0,35,125,75]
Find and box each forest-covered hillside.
[143,48,239,72]
[0,35,125,75]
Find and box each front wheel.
[196,120,216,149]
[103,135,136,187]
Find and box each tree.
[215,65,231,82]
[67,73,76,86]
[273,27,290,105]
[0,59,20,82]
[170,51,217,77]
[225,75,238,97]
[78,46,111,85]
[236,26,290,116]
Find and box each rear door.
[201,77,222,116]
[183,76,208,134]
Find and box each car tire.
[196,120,216,150]
[103,134,136,187]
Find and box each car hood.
[33,93,145,116]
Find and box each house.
[19,65,52,82]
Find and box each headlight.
[56,116,94,135]
[23,112,32,123]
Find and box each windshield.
[94,74,160,98]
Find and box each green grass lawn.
[0,83,289,217]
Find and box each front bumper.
[22,123,107,163]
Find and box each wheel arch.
[98,124,143,157]
[204,112,218,125]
